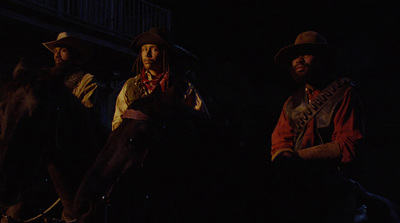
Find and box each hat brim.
[130,32,171,53]
[129,32,198,61]
[42,37,93,63]
[274,43,332,67]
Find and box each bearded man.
[43,32,98,108]
[270,31,365,223]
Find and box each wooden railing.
[10,0,171,40]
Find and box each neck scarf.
[141,68,169,92]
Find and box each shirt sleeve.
[270,87,364,164]
[271,99,295,161]
[72,73,97,108]
[332,87,364,163]
[112,81,130,131]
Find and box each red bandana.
[141,69,169,92]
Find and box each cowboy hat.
[130,27,198,60]
[274,31,333,67]
[42,32,93,63]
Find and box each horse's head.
[0,62,59,207]
[0,59,105,212]
[0,60,108,223]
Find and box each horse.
[0,59,109,222]
[269,155,400,223]
[73,83,239,223]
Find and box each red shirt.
[271,86,364,164]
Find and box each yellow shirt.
[70,73,97,108]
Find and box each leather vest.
[285,79,354,151]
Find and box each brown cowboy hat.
[42,32,93,63]
[274,31,334,67]
[130,27,198,60]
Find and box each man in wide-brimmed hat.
[43,32,97,108]
[269,31,366,222]
[112,27,208,130]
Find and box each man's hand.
[280,151,299,158]
[274,150,303,165]
[297,141,341,160]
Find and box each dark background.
[2,0,400,217]
[149,0,400,205]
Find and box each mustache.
[54,56,64,61]
[294,62,310,69]
[291,64,309,73]
[143,59,155,63]
[290,64,313,85]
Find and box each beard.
[290,63,315,85]
[50,59,78,79]
[290,63,334,89]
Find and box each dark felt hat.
[274,31,333,67]
[130,27,198,60]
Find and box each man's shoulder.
[332,78,360,98]
[121,74,146,99]
[83,72,94,78]
[81,72,95,82]
[332,77,358,88]
[80,72,97,85]
[175,76,198,87]
[286,86,306,103]
[172,77,198,95]
[124,74,142,85]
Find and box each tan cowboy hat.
[42,32,93,63]
[274,31,333,67]
[130,27,198,60]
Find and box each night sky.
[148,0,400,205]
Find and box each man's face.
[141,44,163,71]
[53,46,73,67]
[291,54,315,84]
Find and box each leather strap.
[293,78,355,138]
[121,109,151,121]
